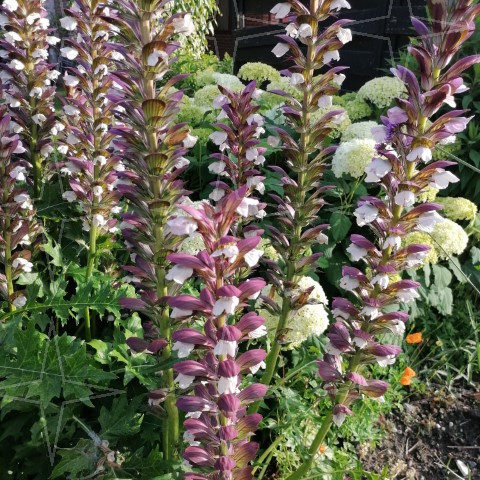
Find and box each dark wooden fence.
[218,0,425,91]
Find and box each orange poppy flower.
[406,332,423,344]
[403,367,416,378]
[318,444,327,454]
[400,375,411,386]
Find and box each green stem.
[257,446,276,480]
[140,14,179,460]
[285,358,361,480]
[254,434,284,474]
[84,224,98,342]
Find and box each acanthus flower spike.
[167,188,268,480]
[0,105,41,311]
[287,2,480,479]
[252,0,353,407]
[208,81,266,216]
[107,0,196,460]
[58,0,122,341]
[0,0,59,197]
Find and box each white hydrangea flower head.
[259,238,280,261]
[417,185,439,203]
[261,277,329,349]
[180,233,205,255]
[430,219,469,259]
[237,62,281,85]
[296,276,328,304]
[332,138,376,178]
[358,76,407,109]
[211,72,244,91]
[341,121,379,142]
[434,197,477,222]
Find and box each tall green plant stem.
[139,13,179,460]
[84,57,102,342]
[84,222,98,342]
[251,0,319,413]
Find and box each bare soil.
[360,387,480,479]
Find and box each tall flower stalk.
[254,0,352,400]
[110,0,195,460]
[288,2,480,478]
[0,0,58,198]
[207,81,266,206]
[58,0,121,341]
[166,187,268,480]
[0,105,40,312]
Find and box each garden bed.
[361,387,480,479]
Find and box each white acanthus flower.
[354,203,379,226]
[298,23,313,39]
[270,3,291,20]
[172,341,194,358]
[272,43,289,58]
[3,0,18,12]
[337,27,352,44]
[406,146,432,162]
[346,243,367,262]
[175,373,195,389]
[244,249,263,268]
[213,340,237,357]
[62,191,77,203]
[218,375,239,395]
[9,165,26,181]
[364,157,391,182]
[9,59,24,71]
[394,190,415,207]
[60,47,79,60]
[166,216,198,236]
[212,296,240,316]
[166,265,193,284]
[12,257,33,273]
[290,73,305,85]
[60,16,77,31]
[32,114,46,125]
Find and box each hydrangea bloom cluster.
[207,81,267,218]
[292,3,480,478]
[341,121,379,142]
[430,219,469,260]
[109,0,195,459]
[343,97,372,121]
[261,276,329,348]
[435,196,478,222]
[357,76,407,110]
[332,138,376,178]
[237,62,282,86]
[0,0,59,197]
[211,73,245,92]
[165,187,268,480]
[403,218,469,264]
[0,106,40,311]
[256,0,353,394]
